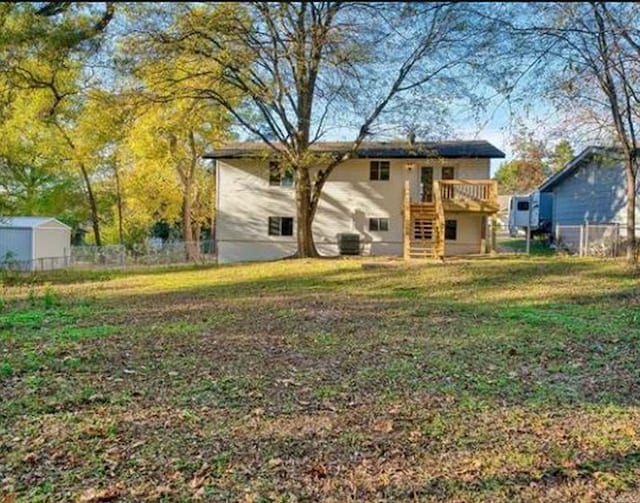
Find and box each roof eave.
[538,146,617,192]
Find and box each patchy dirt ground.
[1,257,640,502]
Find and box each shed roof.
[0,217,71,230]
[205,140,505,160]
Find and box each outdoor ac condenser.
[338,233,360,255]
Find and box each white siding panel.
[33,228,71,260]
[217,241,297,264]
[216,157,490,263]
[444,213,484,256]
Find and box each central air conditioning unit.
[338,233,361,255]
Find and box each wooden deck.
[403,179,498,259]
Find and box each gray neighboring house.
[539,146,640,236]
[0,217,71,271]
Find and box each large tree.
[125,98,227,258]
[494,128,575,194]
[494,128,548,194]
[503,2,640,262]
[119,22,234,255]
[0,2,116,245]
[131,2,497,257]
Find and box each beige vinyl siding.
[443,214,485,256]
[33,225,71,261]
[216,157,491,263]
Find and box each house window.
[268,217,294,236]
[369,217,389,232]
[517,201,530,211]
[445,220,457,240]
[369,161,390,181]
[269,161,294,187]
[442,167,455,180]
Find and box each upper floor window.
[269,161,294,187]
[369,161,390,181]
[442,167,455,180]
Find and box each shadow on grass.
[0,262,219,286]
[3,256,640,416]
[413,450,640,498]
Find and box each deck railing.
[437,179,497,205]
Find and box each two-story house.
[207,141,505,263]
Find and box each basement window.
[445,220,457,240]
[269,161,294,187]
[369,217,389,232]
[268,217,294,236]
[370,161,390,181]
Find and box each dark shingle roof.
[204,140,505,160]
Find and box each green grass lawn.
[497,236,555,255]
[2,257,640,502]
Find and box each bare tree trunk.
[181,192,197,261]
[113,161,124,245]
[79,162,102,247]
[295,167,319,258]
[54,122,102,247]
[626,160,637,263]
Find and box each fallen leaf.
[306,463,328,479]
[156,485,173,497]
[189,475,206,489]
[372,420,394,433]
[22,452,39,464]
[267,458,283,468]
[194,462,210,477]
[78,487,121,502]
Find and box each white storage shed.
[0,217,72,271]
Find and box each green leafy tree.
[0,2,117,245]
[119,38,233,256]
[549,140,575,173]
[129,2,501,258]
[494,128,548,194]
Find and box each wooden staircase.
[403,178,496,260]
[409,203,437,258]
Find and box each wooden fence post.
[489,217,497,255]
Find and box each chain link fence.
[556,223,638,257]
[0,240,217,272]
